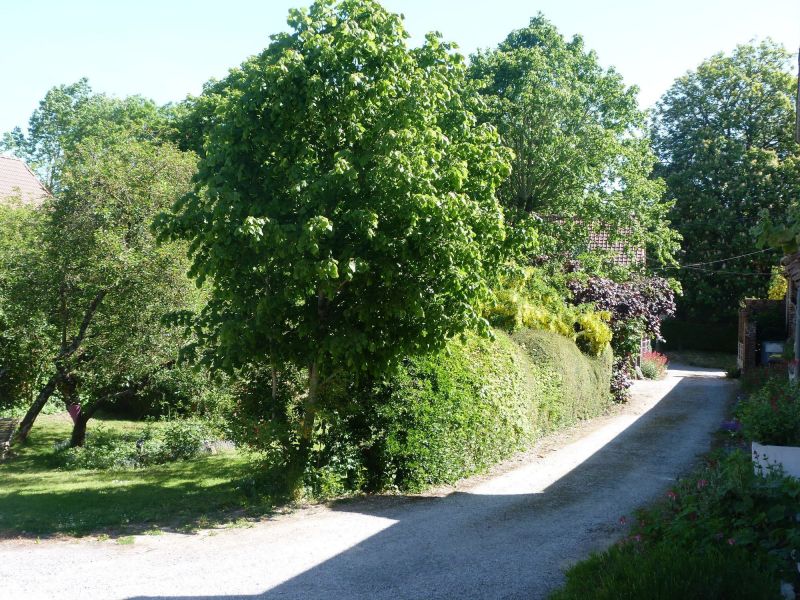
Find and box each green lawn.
[0,415,273,538]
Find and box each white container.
[752,441,800,478]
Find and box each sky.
[1,0,798,135]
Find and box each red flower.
[666,490,678,501]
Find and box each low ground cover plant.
[551,450,800,599]
[736,374,800,446]
[640,351,668,380]
[550,540,781,600]
[59,419,225,470]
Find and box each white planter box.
[752,442,800,478]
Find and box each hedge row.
[313,329,613,494]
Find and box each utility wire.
[658,248,775,275]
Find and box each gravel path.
[0,365,735,600]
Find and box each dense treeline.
[652,40,800,323]
[0,0,698,494]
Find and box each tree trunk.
[15,374,60,443]
[69,401,103,448]
[69,412,90,447]
[284,362,321,496]
[15,291,106,444]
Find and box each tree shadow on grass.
[0,453,276,539]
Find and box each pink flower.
[697,479,708,490]
[619,516,627,525]
[666,490,678,501]
[727,538,736,546]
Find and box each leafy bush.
[640,351,668,380]
[567,275,676,400]
[60,419,220,470]
[361,330,612,491]
[551,541,781,600]
[552,449,800,599]
[737,376,800,445]
[232,329,613,496]
[630,451,800,586]
[485,269,612,357]
[60,426,140,470]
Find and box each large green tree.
[7,134,199,445]
[469,15,679,268]
[1,79,173,192]
[652,40,799,321]
[157,0,512,474]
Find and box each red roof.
[0,156,50,206]
[587,230,645,266]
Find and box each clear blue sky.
[2,0,798,134]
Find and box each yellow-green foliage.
[767,267,788,300]
[485,269,612,356]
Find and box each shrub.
[485,270,612,357]
[737,376,800,446]
[551,541,781,600]
[314,329,612,493]
[640,351,668,380]
[60,419,219,470]
[567,275,676,400]
[631,451,800,586]
[61,426,139,470]
[231,328,613,497]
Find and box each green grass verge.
[550,542,781,600]
[0,415,271,537]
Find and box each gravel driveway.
[0,365,735,600]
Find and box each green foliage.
[0,204,52,409]
[159,0,512,383]
[737,376,800,446]
[60,419,219,470]
[553,449,800,599]
[469,15,679,267]
[767,267,788,301]
[550,541,781,600]
[652,40,798,321]
[357,329,611,492]
[1,78,175,191]
[4,131,201,431]
[232,329,612,495]
[484,269,612,356]
[633,451,800,585]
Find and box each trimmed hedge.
[352,329,612,492]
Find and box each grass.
[664,350,737,372]
[0,414,274,538]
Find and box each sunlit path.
[0,366,733,600]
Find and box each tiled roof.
[0,156,50,207]
[538,214,645,266]
[587,230,646,266]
